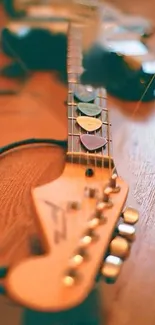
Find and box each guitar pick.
[76,116,102,132]
[77,103,102,117]
[80,134,107,151]
[74,85,97,102]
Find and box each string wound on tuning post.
[109,173,120,193]
[101,186,113,208]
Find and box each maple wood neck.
[67,26,113,166]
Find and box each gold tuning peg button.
[122,207,139,225]
[118,223,136,242]
[110,236,130,259]
[101,255,123,284]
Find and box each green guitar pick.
[77,103,102,117]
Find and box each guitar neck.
[67,26,113,167]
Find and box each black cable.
[0,138,67,155]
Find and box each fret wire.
[67,25,111,158]
[68,133,112,141]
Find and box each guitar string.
[69,26,82,169]
[68,28,74,165]
[106,96,112,176]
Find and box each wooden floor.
[0,2,155,325]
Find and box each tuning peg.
[101,255,123,284]
[109,173,120,193]
[102,187,113,208]
[29,235,45,255]
[118,223,136,242]
[110,236,130,259]
[122,207,139,225]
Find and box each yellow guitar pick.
[76,116,102,132]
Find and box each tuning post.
[88,205,106,229]
[102,187,113,208]
[118,223,136,242]
[70,247,88,268]
[109,173,120,193]
[101,255,123,284]
[88,217,100,229]
[122,207,139,225]
[80,228,98,247]
[110,236,130,259]
[63,269,78,287]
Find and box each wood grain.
[0,2,155,325]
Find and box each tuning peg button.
[118,223,136,242]
[110,236,130,259]
[122,207,139,225]
[101,255,122,284]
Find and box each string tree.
[67,199,82,211]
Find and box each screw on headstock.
[109,173,120,193]
[67,200,81,210]
[122,207,139,225]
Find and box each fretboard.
[67,25,113,161]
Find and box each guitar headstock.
[4,160,138,312]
